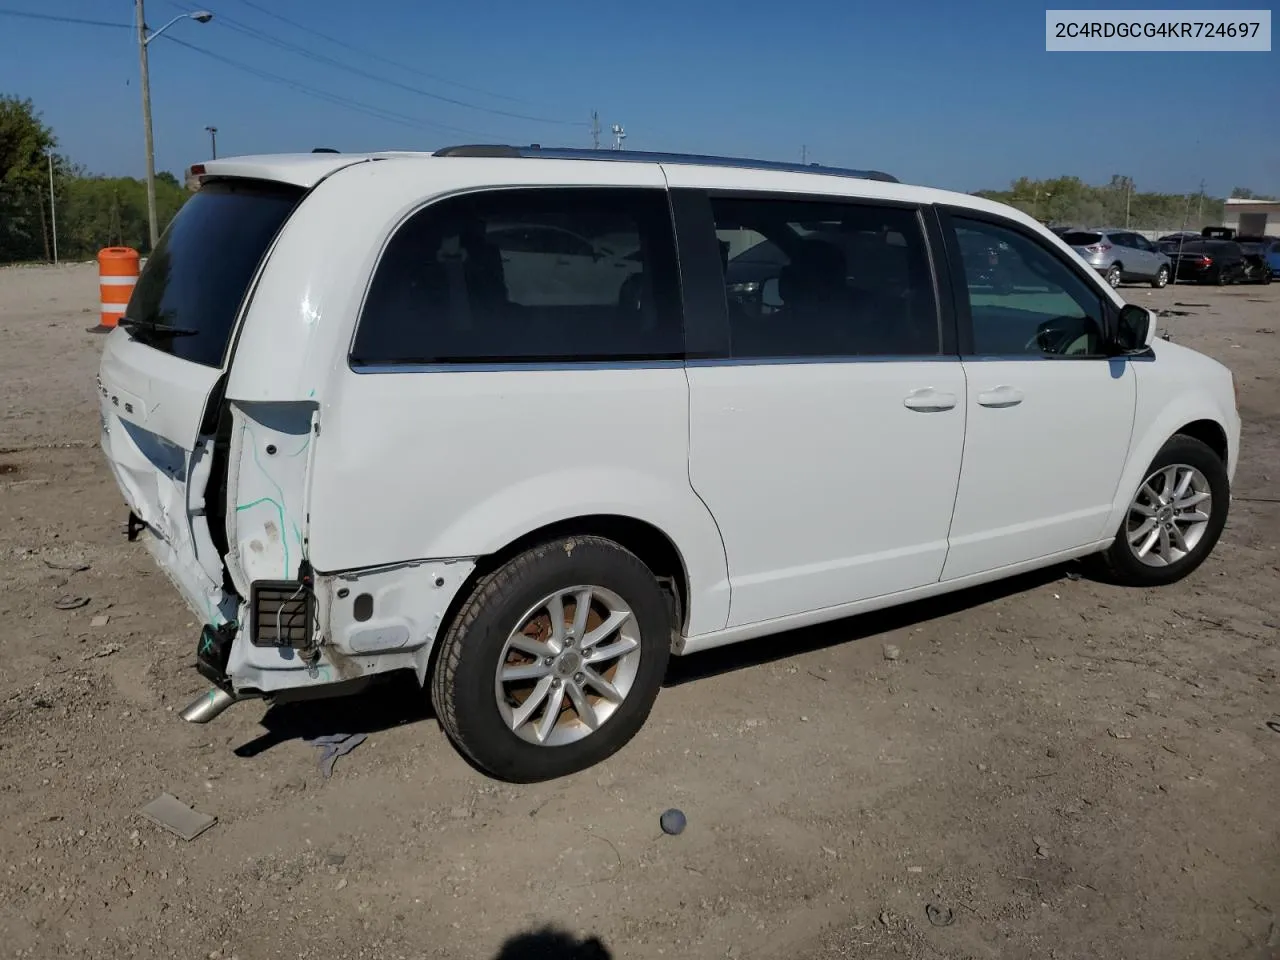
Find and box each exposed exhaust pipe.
[180,687,240,723]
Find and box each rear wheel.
[431,536,672,782]
[1151,266,1169,288]
[1090,435,1228,587]
[1105,265,1122,288]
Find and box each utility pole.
[47,150,58,264]
[205,125,218,159]
[801,144,807,165]
[590,111,600,150]
[1124,177,1132,229]
[1195,178,1206,227]
[611,123,626,151]
[135,4,212,249]
[137,0,159,249]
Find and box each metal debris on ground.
[305,732,368,778]
[43,559,90,572]
[660,808,687,835]
[926,903,955,927]
[53,595,90,610]
[138,793,217,841]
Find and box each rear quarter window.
[351,187,683,365]
[125,179,303,367]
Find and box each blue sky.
[1,0,1276,196]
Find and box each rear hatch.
[1061,231,1107,260]
[97,179,304,624]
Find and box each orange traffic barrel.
[90,247,140,334]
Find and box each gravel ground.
[1,262,1277,960]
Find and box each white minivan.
[98,145,1240,781]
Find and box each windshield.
[1061,231,1103,246]
[126,179,304,367]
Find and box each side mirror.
[762,276,782,309]
[1115,304,1156,353]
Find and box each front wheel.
[1105,265,1122,288]
[1090,435,1229,587]
[1151,266,1169,288]
[431,536,672,782]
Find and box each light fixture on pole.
[136,2,213,249]
[205,125,218,159]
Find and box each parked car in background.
[1158,231,1202,244]
[1266,239,1280,278]
[1062,229,1171,288]
[1233,237,1277,284]
[1165,239,1250,285]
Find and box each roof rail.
[430,144,898,183]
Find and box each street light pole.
[136,0,158,248]
[206,125,218,159]
[135,2,213,250]
[47,150,58,264]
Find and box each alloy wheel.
[1125,463,1213,567]
[495,585,642,746]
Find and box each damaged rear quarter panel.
[223,400,317,592]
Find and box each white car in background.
[97,145,1240,782]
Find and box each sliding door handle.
[976,385,1025,408]
[903,389,958,412]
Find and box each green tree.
[0,95,57,261]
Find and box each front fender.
[1104,374,1239,537]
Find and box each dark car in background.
[1234,238,1276,284]
[1164,239,1251,285]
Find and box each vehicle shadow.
[491,927,611,959]
[232,672,432,758]
[232,562,1078,758]
[665,563,1072,687]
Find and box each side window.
[952,217,1107,358]
[709,196,939,358]
[351,188,682,365]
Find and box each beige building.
[1223,198,1280,236]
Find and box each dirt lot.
[1,262,1277,960]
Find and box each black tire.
[1151,266,1169,289]
[1089,435,1229,587]
[1105,264,1122,288]
[431,536,672,782]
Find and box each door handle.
[903,388,957,412]
[976,385,1025,408]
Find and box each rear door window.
[707,196,940,358]
[125,180,303,367]
[1061,232,1103,246]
